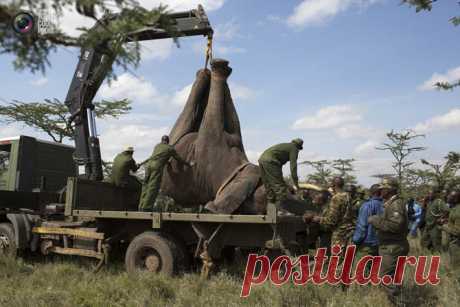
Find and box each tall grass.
[0,237,458,307]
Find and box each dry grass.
[0,237,458,307]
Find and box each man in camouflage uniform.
[304,177,353,249]
[108,146,141,190]
[441,190,460,282]
[368,178,409,305]
[258,138,303,207]
[421,189,448,252]
[138,135,192,212]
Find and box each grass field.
[0,238,458,307]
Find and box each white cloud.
[246,150,262,164]
[354,140,379,155]
[287,0,379,28]
[30,77,48,87]
[229,82,256,101]
[171,84,193,107]
[413,108,460,133]
[99,73,163,105]
[139,39,174,61]
[418,66,460,91]
[0,125,22,139]
[214,20,241,41]
[138,0,225,12]
[100,124,169,160]
[335,124,380,139]
[292,105,362,130]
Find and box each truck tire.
[0,223,17,257]
[125,231,177,276]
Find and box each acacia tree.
[331,158,357,185]
[0,98,131,143]
[376,129,426,192]
[0,1,177,79]
[420,151,460,192]
[300,160,333,186]
[402,0,460,90]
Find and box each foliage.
[376,129,426,192]
[300,159,357,186]
[0,239,458,307]
[331,158,357,185]
[419,151,460,191]
[402,0,460,90]
[0,98,131,143]
[300,160,333,186]
[0,0,178,80]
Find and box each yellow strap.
[204,35,213,69]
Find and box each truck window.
[0,144,11,189]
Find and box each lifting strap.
[204,34,213,69]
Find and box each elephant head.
[160,59,267,214]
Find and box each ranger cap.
[292,138,304,149]
[380,177,398,190]
[124,146,134,152]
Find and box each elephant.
[160,58,268,214]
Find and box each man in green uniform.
[304,177,353,249]
[441,190,460,282]
[421,189,448,252]
[258,138,303,207]
[368,178,409,305]
[138,135,192,212]
[109,147,141,190]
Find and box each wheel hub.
[145,254,160,272]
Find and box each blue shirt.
[352,197,384,246]
[407,202,422,235]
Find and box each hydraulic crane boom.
[64,5,213,181]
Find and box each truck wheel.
[125,232,176,275]
[0,223,17,257]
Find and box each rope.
[204,34,213,69]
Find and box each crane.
[64,5,213,181]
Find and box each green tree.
[331,158,357,185]
[0,1,177,79]
[376,129,426,192]
[420,151,460,192]
[0,98,131,143]
[402,0,460,90]
[300,160,333,186]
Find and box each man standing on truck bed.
[258,138,303,208]
[109,147,141,190]
[139,135,192,212]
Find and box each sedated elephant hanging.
[160,59,267,214]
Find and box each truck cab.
[0,135,76,192]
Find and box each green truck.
[0,135,76,192]
[0,135,308,276]
[0,6,312,276]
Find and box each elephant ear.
[169,69,211,144]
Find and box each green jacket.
[258,142,299,186]
[148,143,187,171]
[442,205,460,238]
[425,198,449,228]
[370,195,408,245]
[110,152,137,187]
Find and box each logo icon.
[12,11,35,34]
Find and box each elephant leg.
[204,164,260,214]
[197,59,232,143]
[169,69,211,144]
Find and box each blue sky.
[1,0,459,185]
